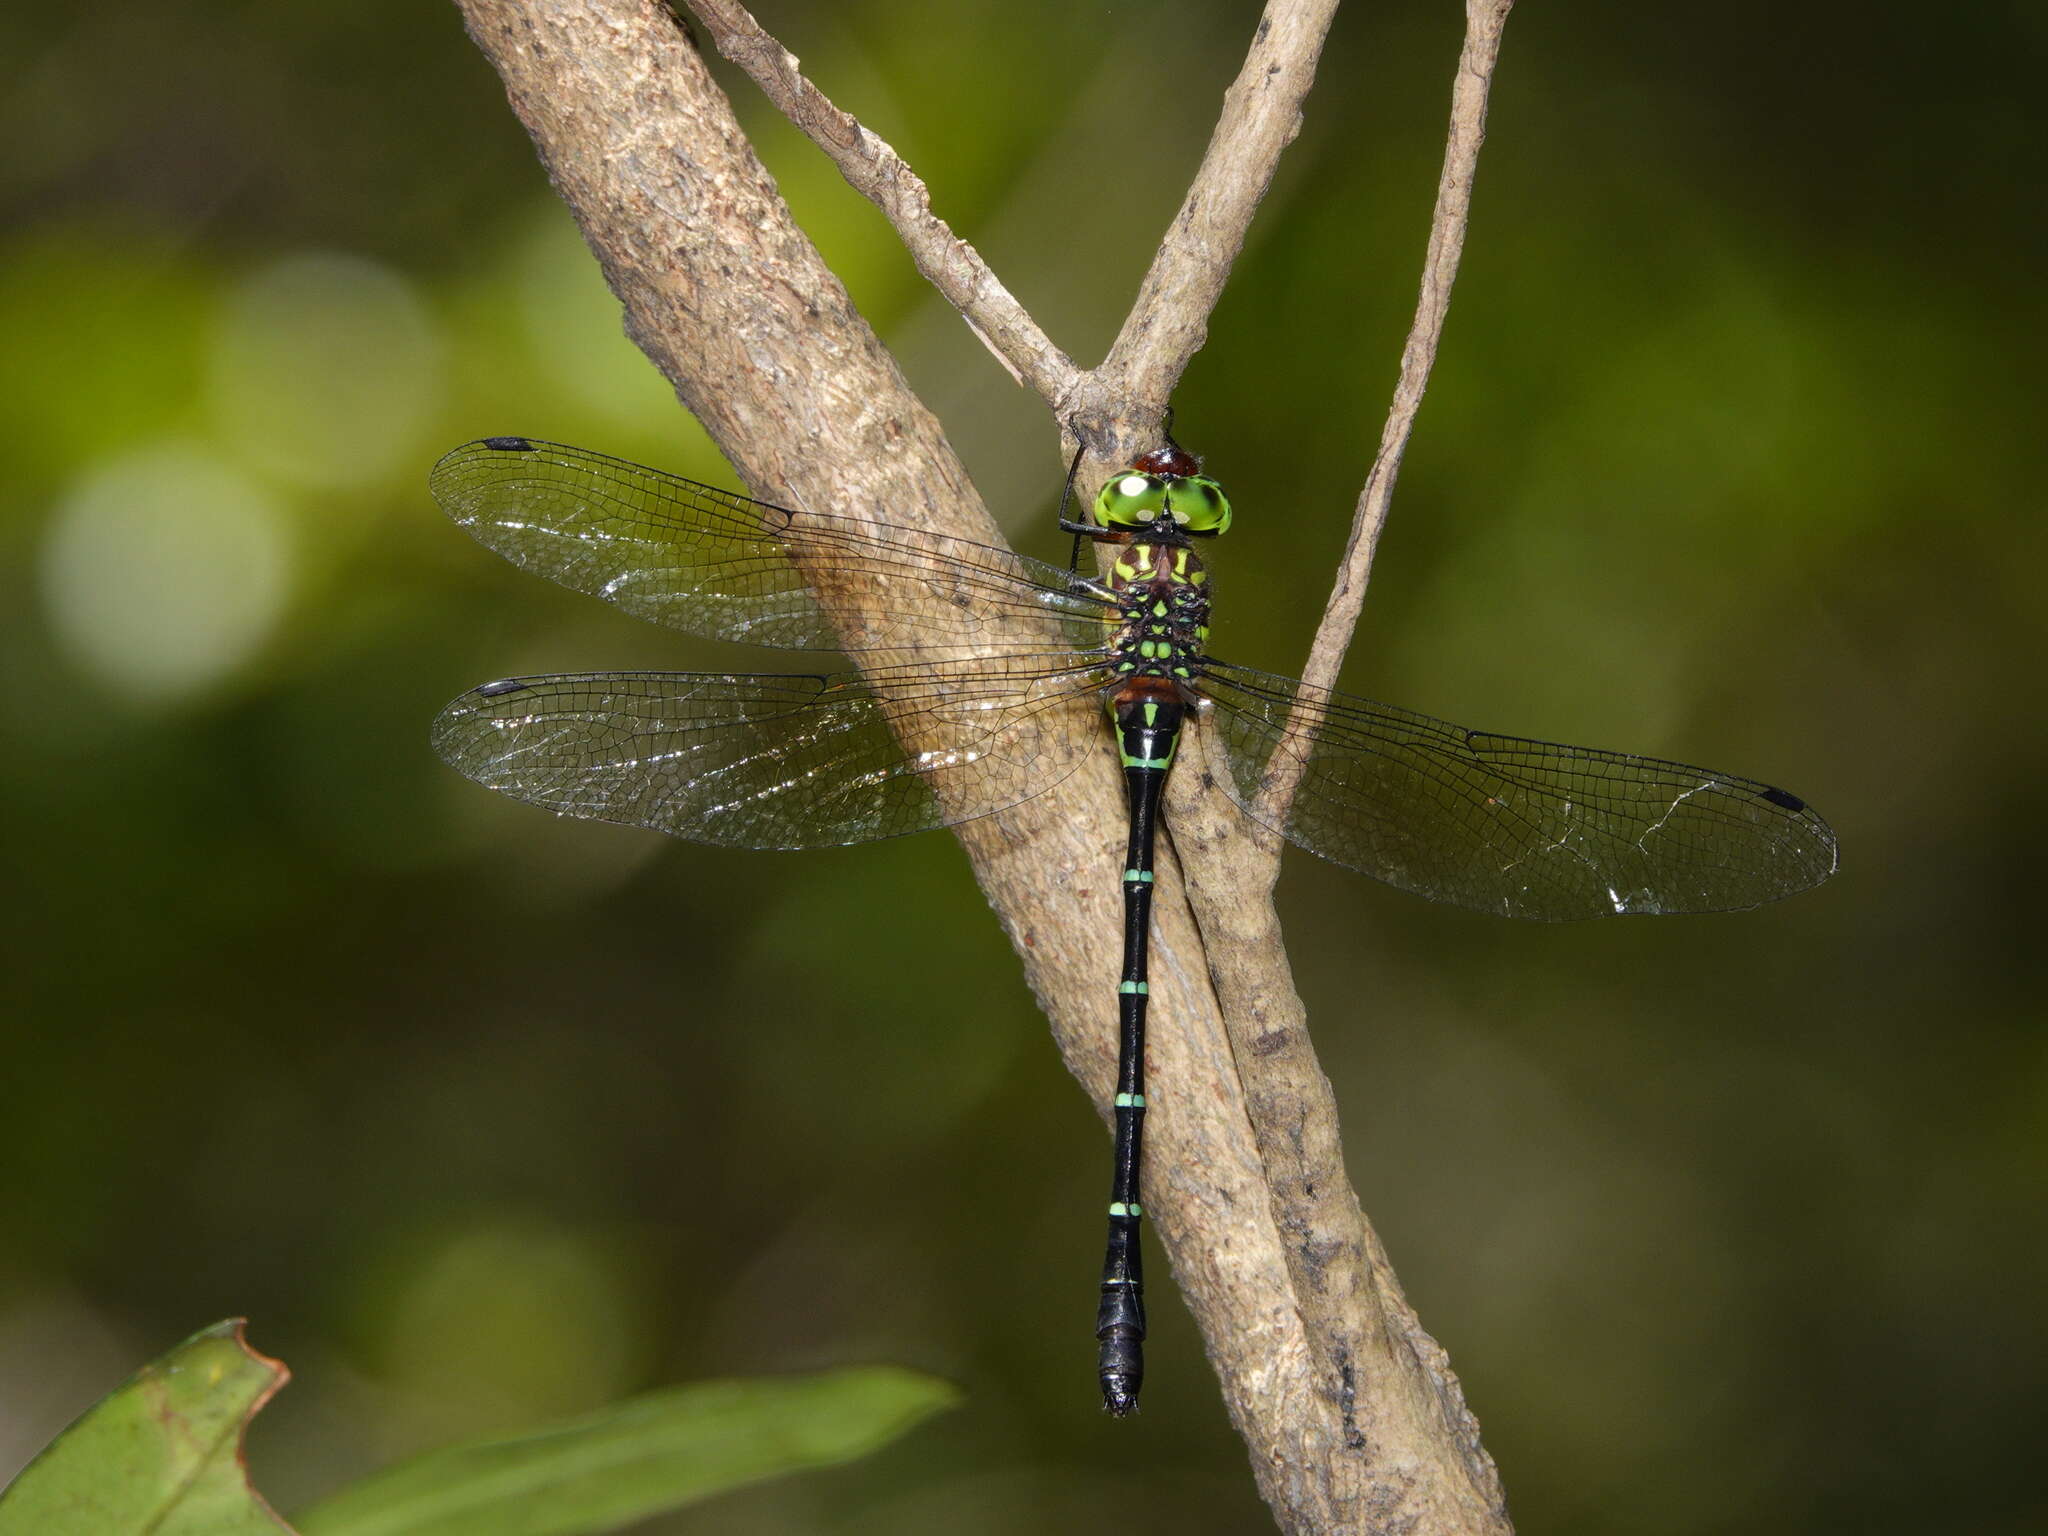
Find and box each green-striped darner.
[430,434,1837,1415]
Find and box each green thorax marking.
[1108,541,1211,683]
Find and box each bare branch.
[683,0,1082,408]
[1168,771,1513,1531]
[1100,0,1341,408]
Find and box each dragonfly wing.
[431,438,1117,652]
[1198,662,1839,921]
[433,663,1103,850]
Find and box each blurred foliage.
[291,1360,957,1535]
[0,1320,950,1536]
[1,2,2043,1533]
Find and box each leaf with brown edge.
[0,1319,294,1535]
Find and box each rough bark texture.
[450,2,1514,1530]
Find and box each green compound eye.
[1094,472,1169,528]
[1165,476,1231,534]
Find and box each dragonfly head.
[1092,449,1232,538]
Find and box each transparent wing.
[1198,661,1839,920]
[430,438,1117,653]
[432,655,1108,850]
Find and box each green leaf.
[293,1367,957,1536]
[0,1319,294,1535]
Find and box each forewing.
[1199,662,1839,920]
[431,438,1116,653]
[432,662,1103,850]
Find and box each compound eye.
[1094,472,1169,529]
[1166,476,1231,534]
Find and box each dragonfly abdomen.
[1095,679,1189,1416]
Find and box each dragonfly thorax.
[1108,541,1211,689]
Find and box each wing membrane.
[431,438,1116,655]
[433,658,1107,850]
[1199,661,1838,920]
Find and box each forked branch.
[686,0,1341,438]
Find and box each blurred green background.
[2,1,2041,1531]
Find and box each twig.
[684,0,1081,408]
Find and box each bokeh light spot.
[208,250,443,489]
[365,1212,650,1442]
[38,443,291,706]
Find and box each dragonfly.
[430,434,1838,1416]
